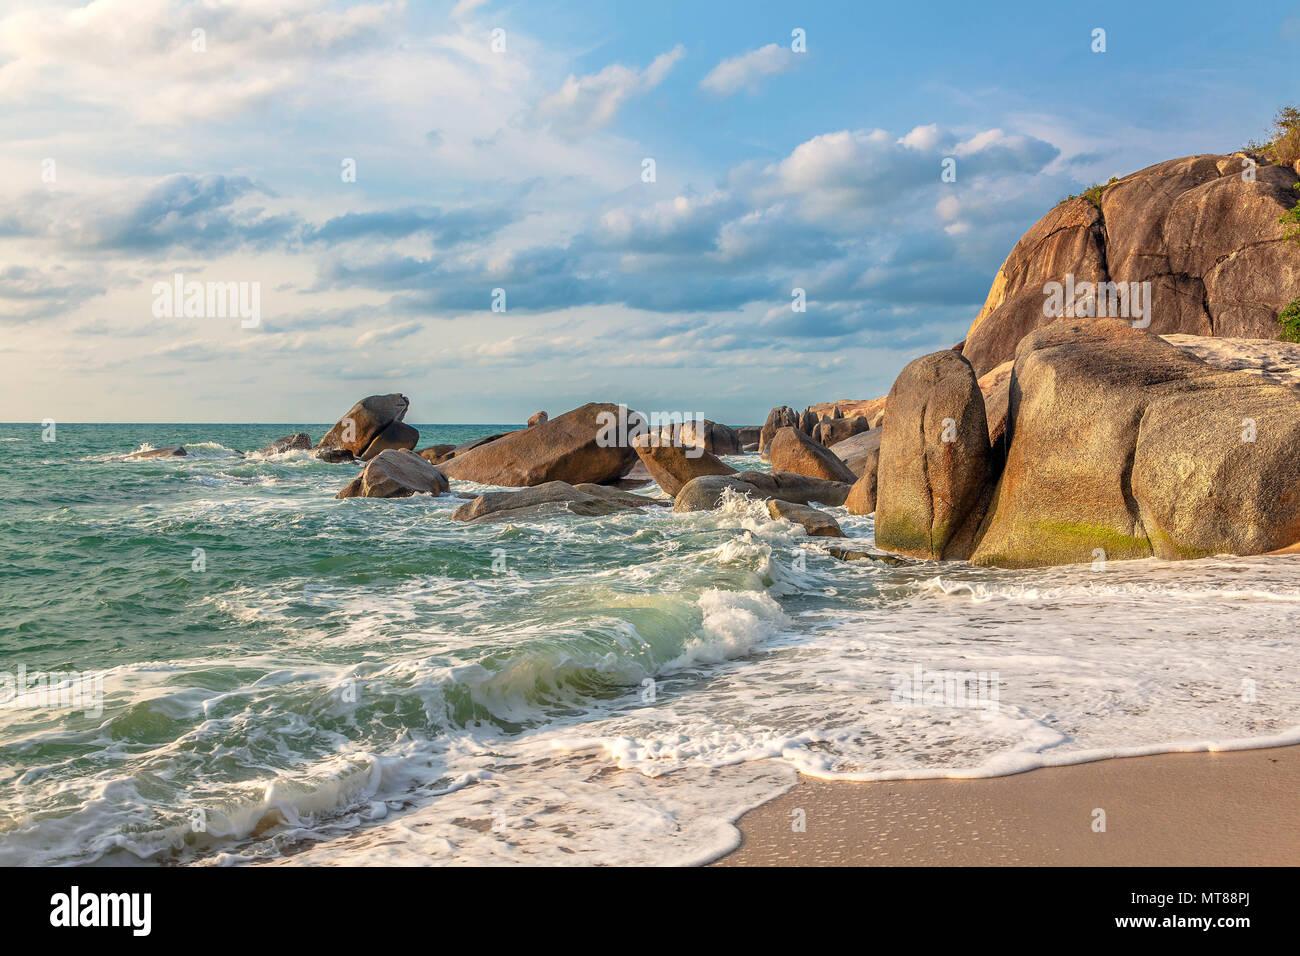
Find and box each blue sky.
[2,0,1297,423]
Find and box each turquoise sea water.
[3,421,1300,866]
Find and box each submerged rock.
[335,449,448,499]
[253,433,312,456]
[766,499,844,537]
[673,472,851,512]
[124,446,187,459]
[451,480,656,523]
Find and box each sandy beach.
[716,745,1300,866]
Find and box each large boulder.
[844,455,879,515]
[253,433,311,456]
[673,472,851,512]
[758,406,799,459]
[971,318,1300,567]
[829,427,881,478]
[679,419,743,456]
[962,155,1300,375]
[631,433,735,496]
[417,444,457,465]
[769,427,857,483]
[875,350,992,560]
[317,394,417,459]
[814,415,871,447]
[439,403,635,487]
[451,480,655,523]
[798,408,818,435]
[767,499,844,537]
[731,426,762,448]
[335,449,449,499]
[527,411,548,427]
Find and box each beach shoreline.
[714,744,1300,866]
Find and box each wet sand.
[715,745,1300,866]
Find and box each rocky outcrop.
[417,444,456,465]
[439,403,634,487]
[631,434,735,496]
[814,415,871,447]
[844,460,878,515]
[769,427,857,484]
[314,447,357,463]
[335,449,448,499]
[124,446,187,459]
[732,426,762,449]
[970,319,1300,567]
[451,480,659,523]
[829,427,881,478]
[798,408,818,435]
[875,351,992,560]
[527,411,548,427]
[253,433,311,456]
[758,406,798,459]
[317,394,418,460]
[962,155,1300,376]
[673,472,851,512]
[766,499,844,537]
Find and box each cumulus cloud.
[700,43,797,96]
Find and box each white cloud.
[530,45,685,132]
[700,43,796,96]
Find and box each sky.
[1,0,1298,424]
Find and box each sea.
[2,421,1298,866]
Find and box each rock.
[766,499,844,537]
[573,484,671,508]
[1162,334,1300,387]
[631,433,736,496]
[844,456,878,515]
[829,427,881,478]
[962,156,1300,375]
[798,408,818,435]
[679,419,744,456]
[359,420,420,461]
[979,361,1014,463]
[769,427,858,483]
[742,443,759,453]
[807,396,887,424]
[451,480,644,523]
[317,394,416,459]
[971,318,1300,567]
[253,433,311,456]
[124,446,187,459]
[619,458,654,484]
[814,415,872,447]
[334,449,449,499]
[439,403,636,487]
[417,444,457,465]
[827,547,909,567]
[673,472,852,512]
[314,447,357,463]
[875,350,992,560]
[758,406,798,459]
[527,411,548,428]
[731,426,763,448]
